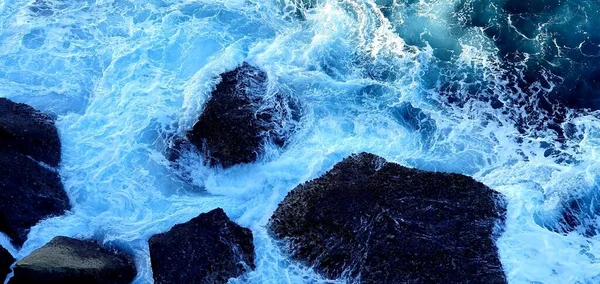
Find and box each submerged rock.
[10,237,136,284]
[390,102,437,148]
[0,246,14,281]
[535,188,600,237]
[0,98,70,246]
[269,153,507,283]
[187,62,300,168]
[149,208,255,284]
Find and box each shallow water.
[1,0,600,283]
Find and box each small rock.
[187,63,300,168]
[149,208,255,284]
[10,237,136,284]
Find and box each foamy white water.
[1,0,600,283]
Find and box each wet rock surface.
[0,98,70,246]
[269,152,507,283]
[149,208,255,284]
[10,236,136,284]
[186,62,300,168]
[0,98,61,167]
[0,246,14,281]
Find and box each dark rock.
[269,153,507,283]
[0,98,70,247]
[187,63,300,168]
[29,0,54,16]
[0,98,61,167]
[0,153,70,246]
[149,208,255,284]
[0,246,14,281]
[9,236,136,284]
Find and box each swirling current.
[1,0,600,283]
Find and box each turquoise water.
[1,0,600,283]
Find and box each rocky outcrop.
[0,98,70,246]
[10,236,136,284]
[149,208,255,284]
[187,63,300,168]
[0,246,14,281]
[269,153,507,283]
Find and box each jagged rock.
[149,208,255,284]
[187,63,299,168]
[269,153,507,283]
[0,246,14,281]
[0,98,70,246]
[10,237,136,284]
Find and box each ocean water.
[1,0,600,283]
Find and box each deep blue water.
[1,0,600,283]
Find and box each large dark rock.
[0,246,14,281]
[187,63,299,168]
[0,153,70,246]
[0,98,61,167]
[149,208,255,284]
[269,153,507,283]
[10,236,136,284]
[0,98,70,246]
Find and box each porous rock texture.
[149,208,255,284]
[187,63,299,168]
[269,152,507,283]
